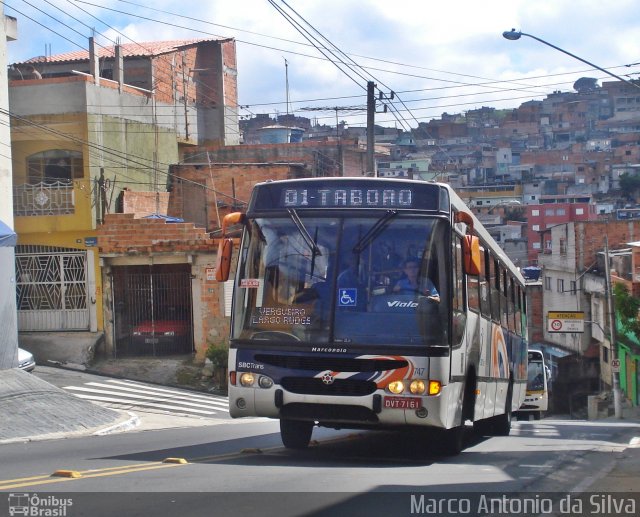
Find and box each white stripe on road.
[66,392,223,415]
[105,379,229,403]
[64,385,229,412]
[80,382,229,409]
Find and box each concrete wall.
[0,8,18,369]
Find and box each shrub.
[205,342,229,368]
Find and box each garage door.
[111,264,194,356]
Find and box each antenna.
[284,58,290,118]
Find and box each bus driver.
[393,257,439,302]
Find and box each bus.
[215,177,528,455]
[517,349,549,420]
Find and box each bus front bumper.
[229,384,452,429]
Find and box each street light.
[502,29,640,90]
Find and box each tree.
[618,173,640,200]
[613,283,640,341]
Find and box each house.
[538,220,640,409]
[10,37,238,360]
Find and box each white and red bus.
[216,178,528,455]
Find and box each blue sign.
[338,288,357,307]
[84,237,97,247]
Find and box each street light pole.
[502,29,640,90]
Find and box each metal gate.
[112,264,193,356]
[15,245,89,331]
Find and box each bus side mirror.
[221,212,244,236]
[215,212,244,282]
[215,238,234,282]
[462,235,481,276]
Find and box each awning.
[0,219,17,247]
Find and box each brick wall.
[121,190,170,218]
[168,163,297,229]
[98,213,215,253]
[528,285,544,343]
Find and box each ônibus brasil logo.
[8,493,73,516]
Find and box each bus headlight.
[409,380,426,395]
[387,381,405,394]
[239,372,256,386]
[428,380,442,395]
[258,376,274,389]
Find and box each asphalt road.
[1,367,638,517]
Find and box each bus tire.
[440,426,465,456]
[533,411,541,421]
[473,418,492,436]
[462,370,477,423]
[280,419,313,449]
[493,379,513,436]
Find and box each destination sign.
[282,187,413,208]
[248,180,444,212]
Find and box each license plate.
[383,396,422,409]
[145,338,159,344]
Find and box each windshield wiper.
[286,208,322,257]
[352,210,398,254]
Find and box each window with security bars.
[27,150,83,183]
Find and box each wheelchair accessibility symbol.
[338,288,357,307]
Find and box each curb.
[93,411,140,436]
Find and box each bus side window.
[490,258,501,322]
[514,285,522,336]
[479,247,491,319]
[452,235,466,346]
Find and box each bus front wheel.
[280,419,314,449]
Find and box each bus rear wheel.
[441,425,465,456]
[280,419,314,449]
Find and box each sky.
[3,0,640,129]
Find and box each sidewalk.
[0,369,136,444]
[581,404,640,493]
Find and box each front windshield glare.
[232,215,449,347]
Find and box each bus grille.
[281,377,377,396]
[255,354,407,372]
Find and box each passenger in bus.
[393,258,439,301]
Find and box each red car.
[131,320,191,352]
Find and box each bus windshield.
[527,358,546,391]
[231,214,450,349]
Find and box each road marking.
[106,380,229,404]
[64,386,228,412]
[64,392,222,415]
[0,461,187,490]
[86,381,230,405]
[61,378,230,416]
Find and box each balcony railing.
[13,181,75,216]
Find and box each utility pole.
[603,234,623,418]
[366,81,375,176]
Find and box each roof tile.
[20,39,221,64]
